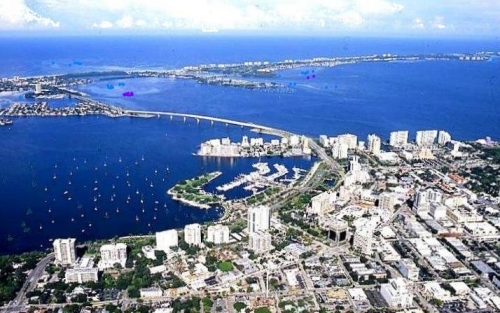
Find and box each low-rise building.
[380,278,413,309]
[396,259,419,281]
[140,287,163,298]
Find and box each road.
[4,253,55,313]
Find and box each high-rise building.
[353,228,373,255]
[367,134,381,155]
[99,243,128,269]
[437,131,452,145]
[310,191,336,215]
[331,142,348,159]
[247,205,271,233]
[156,229,178,252]
[248,230,272,252]
[338,133,358,149]
[349,155,361,172]
[414,189,442,214]
[379,193,396,211]
[207,224,230,244]
[416,130,438,147]
[53,238,76,265]
[389,131,408,147]
[184,223,202,246]
[35,83,42,94]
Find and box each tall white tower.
[53,238,76,265]
[247,205,271,233]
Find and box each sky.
[0,0,499,37]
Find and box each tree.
[233,301,247,312]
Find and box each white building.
[140,287,163,298]
[99,243,127,269]
[380,278,413,309]
[65,256,98,284]
[396,259,419,281]
[416,130,438,147]
[379,193,396,211]
[184,223,202,246]
[310,191,336,215]
[289,135,300,147]
[338,133,358,149]
[248,230,272,252]
[156,229,178,252]
[53,238,77,265]
[247,205,270,233]
[319,135,329,147]
[353,228,373,255]
[429,203,447,220]
[438,131,452,145]
[35,83,42,94]
[331,142,348,159]
[414,189,442,215]
[206,224,230,244]
[367,134,381,155]
[389,131,409,147]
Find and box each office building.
[396,259,419,281]
[367,134,381,155]
[338,133,358,149]
[53,238,77,265]
[248,230,272,252]
[247,205,270,233]
[429,203,447,220]
[353,228,373,255]
[184,223,202,246]
[99,243,128,269]
[380,278,413,308]
[310,191,336,215]
[414,189,442,214]
[379,193,396,211]
[206,224,230,244]
[438,130,452,145]
[331,142,348,159]
[389,131,408,147]
[156,229,178,252]
[416,130,438,147]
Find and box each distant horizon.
[0,31,498,41]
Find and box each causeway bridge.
[125,109,295,137]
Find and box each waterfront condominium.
[367,134,381,155]
[207,224,230,244]
[389,131,409,147]
[53,238,77,265]
[184,223,202,246]
[416,130,438,147]
[247,205,271,233]
[155,229,179,252]
[99,243,128,269]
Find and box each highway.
[4,253,55,313]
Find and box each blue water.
[0,36,499,254]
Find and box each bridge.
[124,109,295,138]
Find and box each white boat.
[63,191,69,195]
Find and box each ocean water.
[0,36,499,254]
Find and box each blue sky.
[0,0,499,37]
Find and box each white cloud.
[432,16,446,29]
[412,17,425,29]
[116,15,134,28]
[354,0,404,15]
[0,0,59,29]
[92,21,113,29]
[333,11,364,26]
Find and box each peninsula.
[167,171,224,209]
